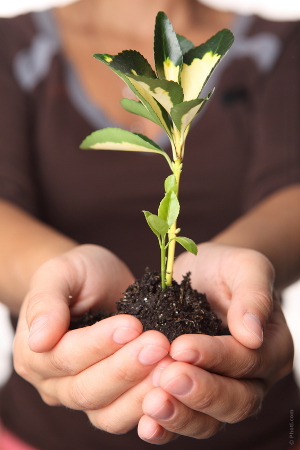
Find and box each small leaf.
[176,34,195,55]
[175,237,198,255]
[80,128,166,155]
[120,99,161,125]
[143,211,160,237]
[158,191,180,227]
[164,175,177,193]
[148,214,169,236]
[181,29,234,101]
[170,98,205,133]
[154,12,183,82]
[127,75,183,114]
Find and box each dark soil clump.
[70,270,224,342]
[116,270,222,342]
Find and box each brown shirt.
[0,10,299,450]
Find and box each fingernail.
[150,400,174,420]
[243,312,263,343]
[164,374,193,396]
[171,349,200,363]
[29,316,49,345]
[138,345,168,365]
[152,366,164,387]
[112,327,140,344]
[146,425,165,441]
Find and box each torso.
[54,2,234,140]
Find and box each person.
[0,0,299,449]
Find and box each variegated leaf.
[120,99,161,126]
[94,50,156,78]
[170,90,213,133]
[181,29,234,101]
[94,53,172,136]
[154,11,183,82]
[80,128,166,155]
[176,34,195,55]
[170,99,205,133]
[127,75,183,114]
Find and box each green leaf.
[175,237,198,255]
[127,75,184,114]
[158,191,180,227]
[80,128,166,155]
[181,29,234,101]
[176,34,195,55]
[148,214,169,236]
[93,53,172,136]
[154,12,183,82]
[143,211,160,238]
[120,99,161,126]
[164,174,177,193]
[94,50,156,78]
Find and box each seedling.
[81,12,234,288]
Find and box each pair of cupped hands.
[14,243,293,444]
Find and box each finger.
[138,414,178,444]
[139,387,222,443]
[25,245,134,353]
[170,298,293,384]
[226,250,275,349]
[87,373,154,434]
[14,314,143,380]
[158,362,265,423]
[25,254,84,352]
[40,330,170,410]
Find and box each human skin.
[1,0,299,441]
[12,232,293,442]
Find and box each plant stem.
[165,158,182,286]
[160,237,166,289]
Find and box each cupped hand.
[14,244,170,433]
[137,243,294,443]
[173,242,276,349]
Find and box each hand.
[136,243,293,443]
[173,242,276,349]
[14,244,170,433]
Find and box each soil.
[70,269,226,342]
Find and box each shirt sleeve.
[0,17,39,215]
[242,23,300,210]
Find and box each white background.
[0,0,300,20]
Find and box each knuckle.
[251,290,273,321]
[40,392,61,407]
[49,351,74,376]
[194,420,224,439]
[228,381,263,423]
[195,389,216,411]
[235,353,261,378]
[69,378,98,410]
[14,358,30,380]
[113,364,138,384]
[89,414,130,435]
[170,413,193,434]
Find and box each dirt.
[70,269,226,342]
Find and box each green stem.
[160,237,166,289]
[165,158,182,286]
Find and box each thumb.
[226,254,275,349]
[25,256,75,353]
